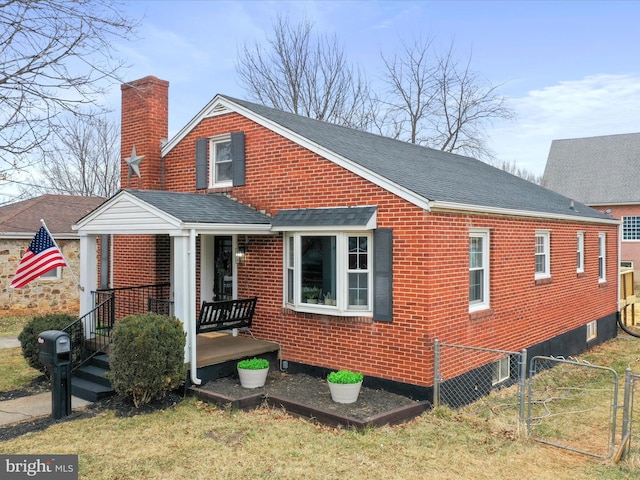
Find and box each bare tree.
[492,159,541,185]
[0,0,137,172]
[237,15,374,130]
[22,113,120,197]
[379,38,514,161]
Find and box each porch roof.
[271,206,377,231]
[74,189,273,235]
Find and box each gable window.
[285,232,372,314]
[195,132,245,189]
[622,216,640,241]
[210,135,232,186]
[577,231,585,273]
[598,232,606,282]
[535,231,550,279]
[469,229,490,312]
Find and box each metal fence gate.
[527,356,620,459]
[433,340,527,435]
[622,369,640,466]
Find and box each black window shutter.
[195,138,208,189]
[231,131,246,187]
[373,228,393,322]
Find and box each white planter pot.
[238,367,269,388]
[328,380,362,404]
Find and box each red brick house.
[74,76,619,400]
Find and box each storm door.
[213,236,233,301]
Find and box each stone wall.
[0,238,81,316]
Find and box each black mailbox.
[38,330,71,366]
[37,330,72,419]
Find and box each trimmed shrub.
[18,313,78,373]
[327,370,363,384]
[237,357,269,370]
[109,313,186,407]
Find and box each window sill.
[576,271,587,278]
[469,308,494,321]
[535,277,552,286]
[283,304,373,320]
[599,281,608,288]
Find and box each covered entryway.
[73,189,275,385]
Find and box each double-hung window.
[469,229,490,312]
[535,231,551,279]
[576,231,585,273]
[210,135,232,187]
[598,233,606,282]
[285,232,372,314]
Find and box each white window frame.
[284,231,373,316]
[598,232,606,282]
[576,231,585,273]
[622,216,640,241]
[535,230,551,280]
[209,134,232,188]
[40,267,61,280]
[492,356,510,386]
[469,229,490,312]
[586,320,597,341]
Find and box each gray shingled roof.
[272,206,376,227]
[542,132,640,205]
[222,95,611,221]
[127,190,271,224]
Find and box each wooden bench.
[196,297,258,334]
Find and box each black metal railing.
[63,295,114,370]
[63,283,173,370]
[93,283,172,321]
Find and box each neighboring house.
[0,194,104,315]
[75,76,619,401]
[543,132,639,276]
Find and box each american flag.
[10,226,67,289]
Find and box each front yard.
[0,321,639,479]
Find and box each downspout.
[189,228,202,385]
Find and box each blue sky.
[46,1,640,181]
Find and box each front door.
[213,236,233,301]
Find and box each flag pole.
[40,219,84,291]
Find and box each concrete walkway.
[0,337,92,427]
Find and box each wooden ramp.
[196,333,280,368]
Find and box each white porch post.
[78,233,97,337]
[173,232,200,384]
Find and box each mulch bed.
[0,371,430,442]
[192,371,430,429]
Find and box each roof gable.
[74,190,272,235]
[542,132,640,205]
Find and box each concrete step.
[74,364,111,387]
[71,377,115,402]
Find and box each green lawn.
[0,334,639,479]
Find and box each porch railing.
[93,283,172,321]
[63,283,173,369]
[63,295,115,370]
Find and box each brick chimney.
[121,76,169,190]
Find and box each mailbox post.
[38,330,72,419]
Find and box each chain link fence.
[433,340,527,436]
[622,370,640,467]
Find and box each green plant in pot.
[327,370,364,403]
[237,357,270,388]
[302,286,321,304]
